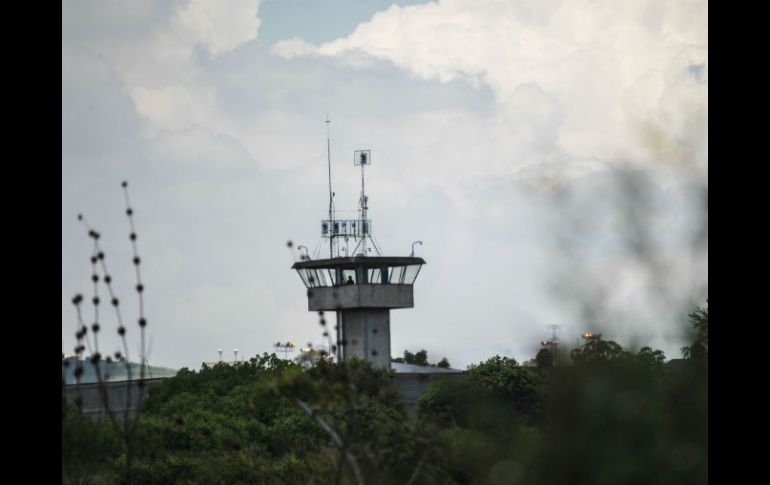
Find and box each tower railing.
[292,256,425,288]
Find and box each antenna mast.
[326,115,334,258]
[318,140,381,259]
[350,149,380,256]
[359,151,367,255]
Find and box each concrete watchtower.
[292,255,425,368]
[291,139,425,368]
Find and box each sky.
[62,0,708,370]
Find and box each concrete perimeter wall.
[64,372,464,420]
[63,378,167,420]
[393,372,465,415]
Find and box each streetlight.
[273,341,296,359]
[410,240,423,257]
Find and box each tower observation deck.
[291,131,425,368]
[292,256,425,367]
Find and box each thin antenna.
[360,151,366,255]
[326,115,334,258]
[353,149,376,256]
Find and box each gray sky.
[62,0,708,370]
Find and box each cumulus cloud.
[62,0,707,369]
[171,0,262,55]
[279,0,707,176]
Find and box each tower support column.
[339,308,391,368]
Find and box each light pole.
[273,341,296,360]
[410,240,423,257]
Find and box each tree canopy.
[392,349,451,368]
[681,304,708,364]
[63,306,707,485]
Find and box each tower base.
[338,308,391,368]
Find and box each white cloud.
[132,84,217,132]
[63,0,707,369]
[283,0,709,174]
[171,0,262,55]
[271,37,320,59]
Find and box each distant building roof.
[391,362,463,374]
[202,361,247,368]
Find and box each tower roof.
[292,255,426,270]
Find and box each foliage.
[570,336,629,365]
[62,401,121,484]
[417,324,705,485]
[417,356,545,483]
[119,354,336,483]
[393,349,451,368]
[681,304,708,364]
[520,355,707,484]
[535,348,553,368]
[63,353,433,484]
[466,356,542,420]
[406,349,429,366]
[419,355,542,428]
[570,335,667,378]
[272,357,431,484]
[418,378,479,427]
[63,306,707,485]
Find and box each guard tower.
[291,138,425,368]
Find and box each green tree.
[418,378,478,427]
[420,355,542,427]
[570,336,629,365]
[127,354,334,483]
[62,401,121,484]
[681,304,708,364]
[521,351,706,484]
[402,349,429,366]
[414,350,429,365]
[398,349,447,367]
[466,356,542,420]
[418,356,545,483]
[635,346,666,375]
[535,348,553,368]
[271,357,431,485]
